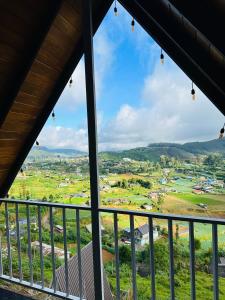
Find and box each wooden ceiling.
[0,0,224,196]
[0,0,112,196]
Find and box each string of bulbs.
[112,4,224,139]
[33,72,74,153]
[21,2,225,178]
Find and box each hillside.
[100,139,225,162]
[27,139,225,162]
[28,146,86,160]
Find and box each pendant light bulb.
[114,1,118,16]
[219,123,225,139]
[160,49,164,64]
[69,77,73,87]
[131,18,135,32]
[36,140,39,147]
[52,110,55,121]
[20,168,25,177]
[191,82,196,100]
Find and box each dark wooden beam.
[0,0,113,197]
[82,0,104,299]
[0,1,62,128]
[169,0,225,57]
[119,0,225,115]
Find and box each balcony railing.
[0,198,223,300]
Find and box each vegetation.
[5,140,225,299]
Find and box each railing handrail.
[0,198,91,210]
[1,197,225,225]
[99,207,225,225]
[0,197,223,299]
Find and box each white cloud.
[38,126,88,152]
[39,59,224,152]
[98,59,224,150]
[39,5,224,152]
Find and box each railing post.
[82,0,104,299]
[212,224,219,300]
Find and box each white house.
[134,224,159,246]
[122,224,159,246]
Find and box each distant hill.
[27,139,225,162]
[28,146,86,159]
[100,139,225,162]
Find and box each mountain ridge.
[27,139,225,161]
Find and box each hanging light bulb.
[114,0,118,16]
[20,168,26,177]
[191,82,196,100]
[69,77,73,87]
[52,110,56,121]
[131,18,135,32]
[160,48,164,64]
[219,123,225,139]
[36,140,39,147]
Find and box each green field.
[172,193,224,206]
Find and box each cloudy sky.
[38,3,224,152]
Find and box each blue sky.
[38,3,224,151]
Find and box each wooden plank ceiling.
[0,0,112,196]
[0,0,224,196]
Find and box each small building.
[159,178,167,185]
[210,257,225,277]
[193,185,202,190]
[135,224,150,246]
[55,242,113,299]
[100,184,110,191]
[197,203,208,209]
[121,228,131,243]
[202,186,213,192]
[135,224,159,246]
[140,204,153,211]
[55,225,63,233]
[148,192,158,200]
[58,182,68,188]
[193,189,204,195]
[122,224,159,246]
[31,241,70,259]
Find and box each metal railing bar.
[168,219,175,300]
[0,198,224,300]
[99,207,225,225]
[0,274,80,300]
[38,206,44,288]
[26,204,33,286]
[76,209,83,300]
[50,206,56,293]
[5,202,12,278]
[0,198,91,210]
[63,207,69,296]
[189,222,196,300]
[130,215,137,300]
[212,223,219,300]
[148,217,156,300]
[0,234,3,276]
[1,199,225,225]
[15,203,23,282]
[114,213,120,300]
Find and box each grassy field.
[172,193,224,206]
